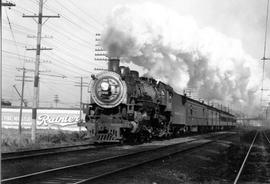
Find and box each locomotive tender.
[79,57,236,143]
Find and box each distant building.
[2,100,12,106]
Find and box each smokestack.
[108,57,120,74]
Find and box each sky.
[2,0,270,111]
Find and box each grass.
[1,128,91,153]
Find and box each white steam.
[102,3,261,114]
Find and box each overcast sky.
[2,0,270,108]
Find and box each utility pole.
[261,0,270,108]
[18,68,25,141]
[74,77,88,122]
[23,0,59,142]
[54,95,59,107]
[15,68,33,142]
[1,1,16,183]
[79,77,83,120]
[260,57,270,106]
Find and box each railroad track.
[2,143,116,161]
[233,130,270,184]
[263,130,270,144]
[2,132,233,184]
[2,132,216,161]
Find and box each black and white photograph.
[1,0,270,183]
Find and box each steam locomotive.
[79,57,236,143]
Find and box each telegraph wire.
[43,39,104,68]
[40,82,79,105]
[15,4,36,14]
[42,22,90,47]
[2,24,33,36]
[3,20,91,53]
[43,7,92,34]
[2,20,35,33]
[67,0,104,29]
[3,50,36,59]
[2,11,96,76]
[3,38,32,47]
[5,4,98,55]
[3,49,91,77]
[31,0,103,32]
[43,31,94,52]
[2,0,105,109]
[43,52,92,73]
[41,82,78,100]
[27,51,91,75]
[6,3,99,46]
[4,8,24,65]
[7,6,92,48]
[48,0,99,33]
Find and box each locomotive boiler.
[79,57,174,143]
[79,57,236,143]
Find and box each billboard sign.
[2,108,85,131]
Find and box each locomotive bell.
[108,57,120,74]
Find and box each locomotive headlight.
[90,71,127,108]
[100,81,109,91]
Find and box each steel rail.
[2,143,114,161]
[3,143,92,155]
[74,140,221,184]
[233,131,258,184]
[263,131,270,144]
[74,133,234,184]
[2,132,232,184]
[2,132,225,161]
[1,139,196,183]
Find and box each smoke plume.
[102,3,261,115]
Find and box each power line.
[41,82,79,103]
[44,51,93,73]
[67,0,103,29]
[2,1,106,111]
[43,20,92,46]
[6,5,97,54]
[43,41,104,68]
[5,3,98,51]
[4,8,24,65]
[2,15,99,76]
[47,0,99,33]
[3,37,32,47]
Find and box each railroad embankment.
[1,128,90,152]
